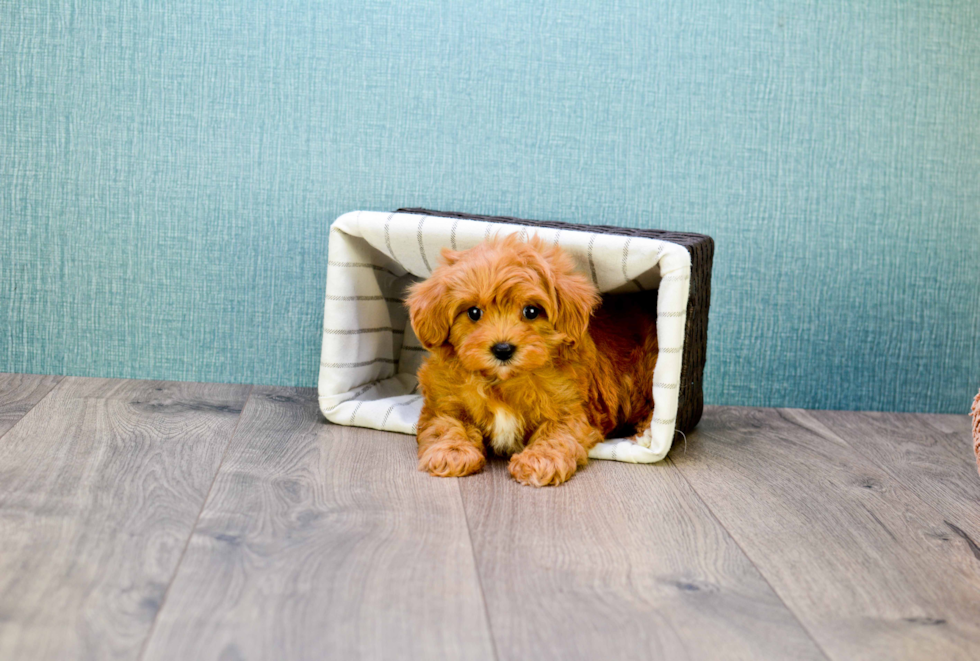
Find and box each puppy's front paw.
[418,441,486,478]
[508,447,578,487]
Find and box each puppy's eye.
[522,305,540,320]
[467,307,483,321]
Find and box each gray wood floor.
[0,373,978,660]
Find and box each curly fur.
[406,234,658,487]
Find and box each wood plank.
[918,411,980,465]
[672,406,980,660]
[142,387,496,661]
[806,410,980,542]
[0,376,250,661]
[0,373,62,437]
[459,454,827,660]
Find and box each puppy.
[406,234,658,487]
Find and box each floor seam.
[0,374,65,444]
[136,384,255,661]
[456,473,502,661]
[666,454,836,661]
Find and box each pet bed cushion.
[318,209,701,463]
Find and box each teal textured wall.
[1,1,978,413]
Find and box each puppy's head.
[406,234,600,380]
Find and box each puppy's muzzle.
[490,342,516,362]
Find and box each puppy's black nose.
[490,342,516,362]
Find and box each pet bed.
[318,209,713,463]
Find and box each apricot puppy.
[406,234,658,487]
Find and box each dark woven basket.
[398,208,714,434]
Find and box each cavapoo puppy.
[406,234,658,487]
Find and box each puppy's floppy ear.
[532,241,599,344]
[406,272,455,350]
[552,268,601,344]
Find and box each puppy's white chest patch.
[489,407,524,455]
